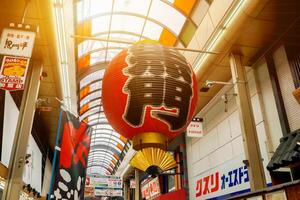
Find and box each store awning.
[267,129,300,171]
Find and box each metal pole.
[47,108,63,200]
[229,53,266,191]
[2,61,43,200]
[134,169,140,200]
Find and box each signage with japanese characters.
[85,175,123,197]
[187,117,204,137]
[0,56,30,90]
[94,188,123,197]
[194,155,251,199]
[141,177,161,200]
[130,179,136,189]
[0,28,36,57]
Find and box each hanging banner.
[0,28,36,57]
[50,111,92,200]
[0,56,29,90]
[186,117,204,137]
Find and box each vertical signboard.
[0,28,36,57]
[186,118,204,137]
[0,27,36,91]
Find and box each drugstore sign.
[194,155,251,199]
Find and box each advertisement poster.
[0,28,36,57]
[141,177,161,200]
[0,56,30,91]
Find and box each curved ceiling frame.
[76,0,189,35]
[90,11,179,38]
[90,137,125,154]
[87,117,109,126]
[91,134,125,145]
[87,165,111,174]
[88,162,114,172]
[81,111,105,122]
[79,46,125,60]
[80,105,103,120]
[88,155,117,163]
[88,152,116,161]
[89,144,122,155]
[80,89,102,106]
[80,96,102,109]
[80,78,103,90]
[88,158,113,168]
[87,164,113,173]
[79,69,105,88]
[76,0,189,21]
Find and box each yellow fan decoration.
[130,147,177,176]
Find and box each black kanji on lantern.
[122,43,193,131]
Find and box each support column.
[229,53,266,191]
[135,169,140,200]
[124,181,129,200]
[2,61,43,199]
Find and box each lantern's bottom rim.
[132,132,168,151]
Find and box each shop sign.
[187,117,204,137]
[0,56,30,90]
[94,188,123,197]
[0,28,36,57]
[194,155,250,199]
[141,177,161,200]
[85,175,123,197]
[130,179,136,189]
[86,175,123,189]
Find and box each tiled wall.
[273,46,300,132]
[186,65,279,199]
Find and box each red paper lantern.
[102,43,198,149]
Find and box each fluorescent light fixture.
[193,0,245,72]
[53,0,72,109]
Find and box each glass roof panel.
[90,51,106,65]
[80,107,100,120]
[77,0,113,22]
[80,70,104,89]
[84,99,101,109]
[78,40,105,58]
[110,14,144,35]
[142,20,163,40]
[80,91,101,107]
[105,49,123,62]
[78,40,128,58]
[114,0,151,16]
[91,15,111,34]
[88,113,106,123]
[108,33,145,42]
[149,0,186,34]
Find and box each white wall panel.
[231,135,244,157]
[228,111,241,138]
[2,91,19,167]
[217,119,231,146]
